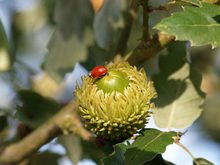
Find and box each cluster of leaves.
[0,0,220,164]
[104,129,176,165]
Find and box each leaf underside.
[152,42,205,129]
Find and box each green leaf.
[143,154,174,165]
[152,42,187,107]
[44,0,94,82]
[153,64,205,128]
[152,42,205,129]
[28,152,61,165]
[0,116,7,132]
[94,0,127,49]
[179,0,202,6]
[103,143,127,165]
[16,90,60,128]
[45,30,93,82]
[194,158,214,165]
[0,19,13,71]
[156,42,187,80]
[81,139,106,164]
[154,3,220,48]
[124,129,176,165]
[54,0,94,40]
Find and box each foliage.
[28,152,61,165]
[194,158,214,165]
[44,0,94,82]
[103,129,176,165]
[0,19,13,71]
[16,90,60,128]
[152,42,205,129]
[0,116,7,132]
[155,2,220,48]
[0,0,219,164]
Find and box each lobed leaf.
[155,3,220,48]
[44,0,94,82]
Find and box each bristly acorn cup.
[75,61,157,141]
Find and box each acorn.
[75,62,156,141]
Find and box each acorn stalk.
[75,62,156,141]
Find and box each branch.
[126,0,175,66]
[0,1,175,164]
[175,142,200,165]
[127,32,175,66]
[0,100,92,165]
[141,0,150,42]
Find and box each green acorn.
[75,62,156,141]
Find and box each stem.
[127,32,175,66]
[176,142,200,165]
[0,1,176,164]
[141,0,150,42]
[0,100,92,165]
[125,0,175,66]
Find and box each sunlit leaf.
[194,158,214,165]
[125,129,176,165]
[152,42,205,129]
[16,90,60,128]
[153,64,204,128]
[154,3,220,48]
[0,19,13,71]
[179,0,202,6]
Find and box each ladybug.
[89,66,108,78]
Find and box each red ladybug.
[89,66,108,78]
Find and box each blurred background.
[0,0,220,164]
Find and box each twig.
[127,32,175,66]
[0,100,92,165]
[175,142,200,165]
[125,0,175,66]
[0,1,176,164]
[141,0,150,42]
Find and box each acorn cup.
[75,62,157,141]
